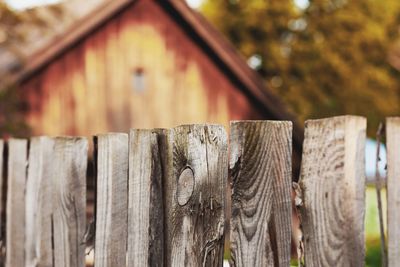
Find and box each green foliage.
[201,0,400,135]
[365,186,386,266]
[365,237,382,267]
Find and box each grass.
[365,186,386,266]
[366,237,381,267]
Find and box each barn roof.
[11,0,303,158]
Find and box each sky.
[366,139,387,179]
[5,0,61,10]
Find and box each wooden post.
[52,137,88,267]
[25,137,55,267]
[299,116,366,266]
[127,130,164,266]
[163,125,228,266]
[94,133,129,267]
[229,121,293,266]
[386,117,400,267]
[6,138,28,267]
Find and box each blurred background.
[0,0,397,265]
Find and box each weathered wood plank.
[52,137,88,267]
[25,137,55,267]
[163,125,228,266]
[94,133,128,267]
[386,117,400,267]
[299,116,366,266]
[6,138,28,267]
[229,121,293,267]
[127,129,164,267]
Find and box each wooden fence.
[0,115,398,266]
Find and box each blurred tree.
[0,2,66,137]
[0,2,60,55]
[201,0,400,135]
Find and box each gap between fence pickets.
[386,117,400,267]
[375,123,387,267]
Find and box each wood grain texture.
[386,117,400,267]
[163,125,228,266]
[299,116,366,267]
[127,129,164,267]
[52,137,88,267]
[94,134,128,267]
[229,121,292,267]
[25,137,55,267]
[6,138,28,267]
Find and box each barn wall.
[21,0,262,136]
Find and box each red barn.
[10,0,302,168]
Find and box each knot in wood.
[177,167,194,206]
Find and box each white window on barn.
[132,68,146,93]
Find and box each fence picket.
[94,134,128,267]
[229,121,292,266]
[386,117,400,267]
[25,137,55,266]
[127,129,164,266]
[1,117,389,266]
[299,116,366,266]
[163,125,228,266]
[6,138,28,267]
[52,137,88,267]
